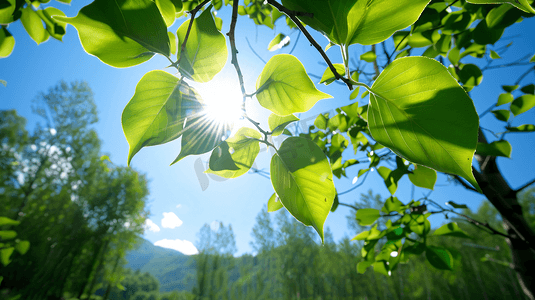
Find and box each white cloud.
[161,212,183,229]
[154,239,198,255]
[144,219,160,232]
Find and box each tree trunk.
[473,130,535,300]
[77,240,106,299]
[84,240,110,299]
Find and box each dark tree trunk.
[473,130,535,300]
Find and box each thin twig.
[338,202,360,211]
[266,0,353,90]
[515,66,535,85]
[515,177,535,194]
[338,171,370,196]
[245,37,267,64]
[227,0,247,101]
[289,30,301,55]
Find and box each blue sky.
[1,1,534,256]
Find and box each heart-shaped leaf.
[256,54,332,116]
[356,208,381,226]
[56,0,169,67]
[497,93,514,106]
[491,109,510,122]
[270,137,335,242]
[122,71,204,165]
[433,222,472,239]
[426,246,454,270]
[268,114,299,136]
[367,57,480,192]
[511,95,535,116]
[476,140,512,158]
[177,8,227,82]
[206,127,262,178]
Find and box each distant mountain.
[125,238,196,292]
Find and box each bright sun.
[200,79,244,126]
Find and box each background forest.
[0,81,533,300]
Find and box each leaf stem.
[266,0,353,90]
[173,0,211,69]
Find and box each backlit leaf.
[490,50,501,59]
[0,230,17,240]
[408,164,437,190]
[368,57,480,191]
[0,217,19,226]
[177,8,227,82]
[15,240,30,255]
[497,93,514,105]
[268,114,299,136]
[0,247,14,266]
[21,6,49,44]
[491,109,510,122]
[0,27,15,58]
[155,0,175,27]
[511,95,535,116]
[319,64,345,85]
[122,71,203,165]
[476,140,512,158]
[356,208,380,226]
[35,7,67,41]
[433,222,472,239]
[466,0,535,14]
[268,33,290,51]
[267,193,283,212]
[270,137,335,241]
[206,127,262,178]
[256,54,332,116]
[502,85,519,92]
[56,0,169,67]
[360,51,377,62]
[506,124,535,132]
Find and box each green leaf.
[357,260,373,274]
[0,27,15,58]
[319,64,345,85]
[331,193,339,212]
[256,54,332,116]
[281,0,429,45]
[0,217,20,226]
[270,137,335,242]
[491,109,510,122]
[56,0,169,67]
[267,193,283,212]
[172,114,232,164]
[360,51,377,62]
[206,128,262,178]
[314,114,328,130]
[368,57,480,192]
[490,50,501,59]
[155,0,175,27]
[506,124,535,132]
[177,8,227,82]
[356,208,380,226]
[497,93,514,106]
[15,240,30,255]
[0,247,14,266]
[0,80,6,87]
[466,0,535,14]
[408,164,437,190]
[433,222,472,239]
[268,114,299,136]
[381,196,405,214]
[446,201,468,209]
[350,86,360,100]
[502,85,519,92]
[476,140,512,158]
[521,84,535,95]
[268,33,290,51]
[0,0,16,24]
[122,71,203,165]
[457,64,483,87]
[35,7,67,41]
[0,230,17,240]
[373,261,389,276]
[511,95,535,116]
[377,166,404,195]
[21,6,49,45]
[168,31,177,55]
[426,246,454,270]
[531,54,535,63]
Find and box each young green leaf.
[270,137,335,242]
[122,71,203,165]
[446,201,468,209]
[357,260,373,274]
[502,85,519,92]
[319,64,345,85]
[506,124,535,132]
[530,54,535,62]
[0,247,14,266]
[476,140,512,158]
[56,0,169,68]
[426,246,454,270]
[466,0,535,14]
[490,50,501,59]
[356,208,381,226]
[267,33,290,51]
[381,196,405,214]
[433,222,472,239]
[256,54,332,116]
[521,84,535,95]
[15,240,30,255]
[360,51,377,62]
[155,0,176,27]
[368,57,480,192]
[510,95,535,116]
[377,166,404,195]
[0,27,15,58]
[497,93,514,105]
[281,0,429,46]
[168,31,177,55]
[0,230,17,240]
[35,7,67,41]
[21,6,49,45]
[177,8,227,82]
[172,114,232,164]
[0,217,20,226]
[206,127,262,178]
[491,109,510,122]
[408,165,437,190]
[267,193,284,212]
[268,114,299,136]
[0,0,16,24]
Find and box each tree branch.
[515,177,535,194]
[266,0,354,90]
[227,0,247,101]
[453,174,479,193]
[338,202,360,211]
[173,0,211,68]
